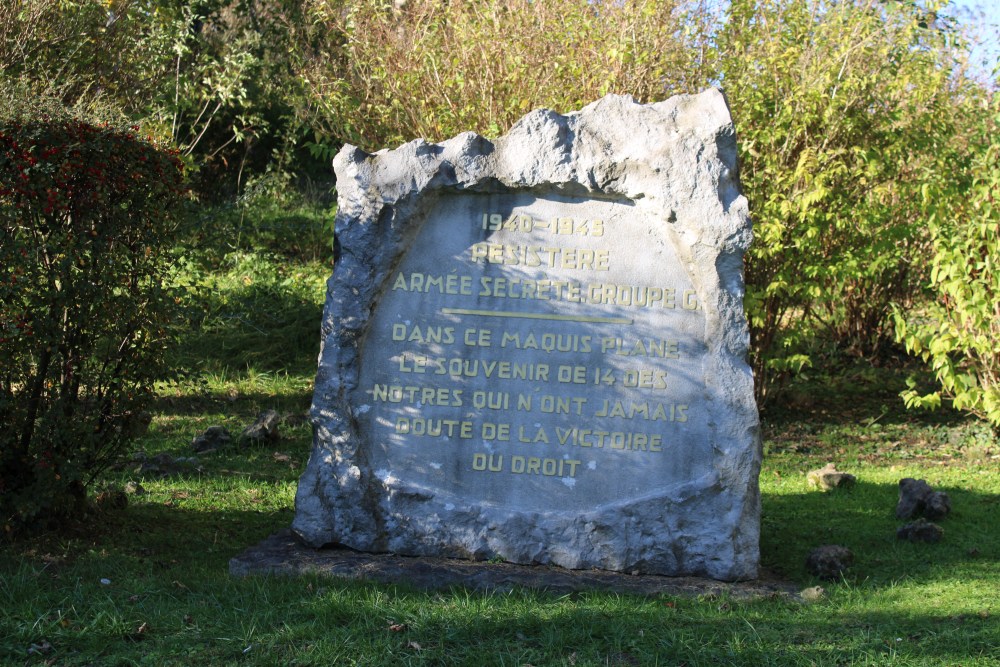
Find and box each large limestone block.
[293,89,760,581]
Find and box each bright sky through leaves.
[946,0,1000,81]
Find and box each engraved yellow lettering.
[464,328,492,346]
[683,289,698,310]
[481,422,511,441]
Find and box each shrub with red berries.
[1,117,187,535]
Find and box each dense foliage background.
[2,0,999,528]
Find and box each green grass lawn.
[2,206,998,666]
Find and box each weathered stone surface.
[896,478,951,520]
[192,425,232,453]
[123,481,145,495]
[230,531,796,599]
[240,410,281,446]
[897,520,944,543]
[293,90,760,581]
[924,491,952,520]
[806,463,856,491]
[805,544,853,580]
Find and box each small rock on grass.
[897,520,944,543]
[806,463,857,491]
[240,410,281,447]
[27,640,53,656]
[896,478,951,520]
[805,544,854,579]
[124,481,145,495]
[799,586,826,603]
[923,491,952,521]
[192,425,232,453]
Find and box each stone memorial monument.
[293,89,760,581]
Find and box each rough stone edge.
[292,89,760,581]
[231,530,796,601]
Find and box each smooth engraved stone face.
[357,193,707,512]
[293,90,761,581]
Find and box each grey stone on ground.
[897,520,944,543]
[896,478,951,520]
[230,530,798,600]
[240,410,281,446]
[806,463,857,491]
[138,452,174,476]
[923,490,952,521]
[192,425,232,453]
[805,544,854,580]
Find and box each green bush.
[719,0,976,403]
[0,116,187,535]
[299,0,714,149]
[895,87,1000,427]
